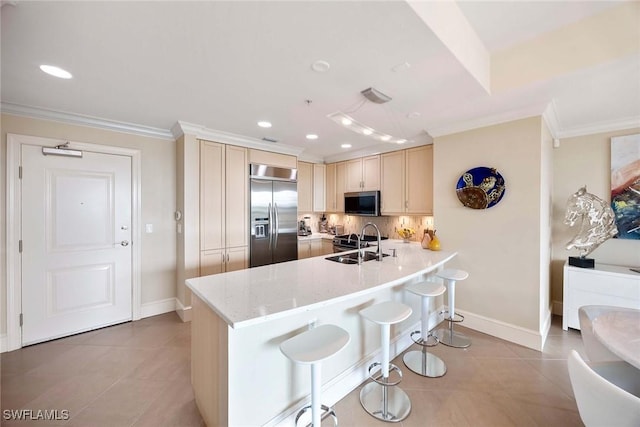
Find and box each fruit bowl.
[397,227,415,242]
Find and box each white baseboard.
[0,333,7,353]
[457,309,547,351]
[175,299,192,322]
[140,297,177,319]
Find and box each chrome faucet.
[360,222,383,261]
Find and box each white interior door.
[21,144,133,345]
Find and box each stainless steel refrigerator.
[250,164,298,267]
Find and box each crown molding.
[556,115,640,139]
[1,102,175,140]
[172,120,304,157]
[323,135,432,164]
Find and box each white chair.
[434,269,470,348]
[359,301,412,422]
[578,305,637,363]
[567,349,640,427]
[403,280,447,378]
[280,324,350,427]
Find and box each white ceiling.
[2,1,638,162]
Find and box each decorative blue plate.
[456,167,506,209]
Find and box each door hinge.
[18,166,22,179]
[19,313,23,327]
[19,240,22,253]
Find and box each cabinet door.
[226,145,248,248]
[200,141,225,251]
[297,161,313,212]
[336,162,346,212]
[200,249,224,276]
[325,163,336,211]
[321,239,334,256]
[310,239,323,257]
[381,151,405,214]
[298,241,310,259]
[406,145,433,214]
[345,158,363,192]
[313,164,326,212]
[226,246,248,272]
[362,155,380,191]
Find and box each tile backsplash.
[299,212,434,241]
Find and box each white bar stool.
[434,269,471,348]
[280,324,350,427]
[359,301,412,422]
[403,280,447,377]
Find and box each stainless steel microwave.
[344,191,381,216]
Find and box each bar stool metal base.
[295,404,338,427]
[403,348,447,378]
[359,381,411,422]
[434,327,471,348]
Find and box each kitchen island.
[187,240,456,426]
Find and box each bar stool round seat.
[403,280,447,377]
[359,301,412,422]
[280,324,350,427]
[434,269,471,349]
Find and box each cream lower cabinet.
[325,162,346,212]
[298,239,333,259]
[200,140,248,274]
[381,146,433,215]
[200,247,248,275]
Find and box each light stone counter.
[187,239,456,329]
[187,240,457,426]
[296,232,335,241]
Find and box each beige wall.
[1,114,177,336]
[434,117,549,334]
[550,127,640,311]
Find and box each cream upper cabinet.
[405,145,433,214]
[313,164,326,212]
[200,141,225,251]
[297,161,313,212]
[345,155,380,192]
[248,149,296,169]
[325,163,336,211]
[200,140,249,274]
[325,161,346,212]
[380,150,405,214]
[335,161,346,212]
[380,146,433,215]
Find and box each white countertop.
[187,240,456,329]
[297,232,335,241]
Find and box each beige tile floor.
[1,313,585,426]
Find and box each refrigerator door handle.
[267,203,273,250]
[273,203,279,249]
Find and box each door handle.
[267,203,273,250]
[120,240,129,247]
[273,203,279,249]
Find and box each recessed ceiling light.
[257,121,272,128]
[306,134,318,140]
[311,60,331,73]
[341,144,352,148]
[396,139,407,144]
[341,118,352,126]
[362,129,373,136]
[380,135,391,142]
[39,65,72,79]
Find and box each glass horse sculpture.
[564,186,618,258]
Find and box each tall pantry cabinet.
[200,141,248,275]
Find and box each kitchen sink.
[325,251,389,264]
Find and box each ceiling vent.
[262,137,278,143]
[361,87,392,104]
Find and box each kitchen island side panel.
[191,296,229,427]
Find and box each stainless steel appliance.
[250,164,298,267]
[344,191,381,216]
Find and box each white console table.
[562,261,640,331]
